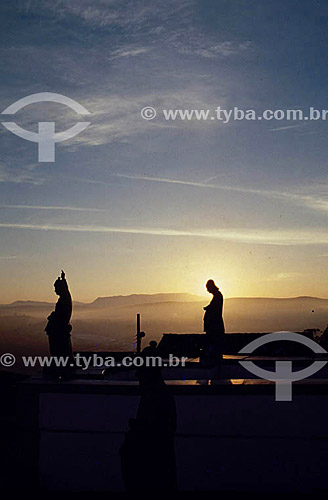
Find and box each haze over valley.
[1,293,327,373]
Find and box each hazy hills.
[0,293,327,331]
[1,293,327,334]
[0,293,327,373]
[0,292,202,310]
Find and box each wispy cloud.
[0,204,105,212]
[0,255,18,260]
[182,41,253,58]
[23,0,253,64]
[31,0,195,30]
[108,47,151,60]
[268,272,303,281]
[269,124,305,132]
[0,222,327,246]
[115,173,328,215]
[64,88,225,149]
[0,164,44,185]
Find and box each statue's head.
[54,276,67,296]
[206,279,219,294]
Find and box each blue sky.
[0,0,328,302]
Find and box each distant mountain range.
[0,293,203,309]
[1,293,327,334]
[1,293,328,310]
[87,293,203,308]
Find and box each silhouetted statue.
[202,279,225,363]
[45,270,74,373]
[120,343,177,491]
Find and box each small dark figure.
[45,270,74,374]
[120,343,177,491]
[141,340,158,356]
[202,279,225,363]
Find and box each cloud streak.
[269,124,305,132]
[0,204,106,212]
[0,166,44,185]
[108,47,151,60]
[0,221,327,246]
[268,272,303,281]
[115,173,328,215]
[182,41,253,58]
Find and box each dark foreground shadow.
[120,353,177,491]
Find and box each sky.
[0,0,328,302]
